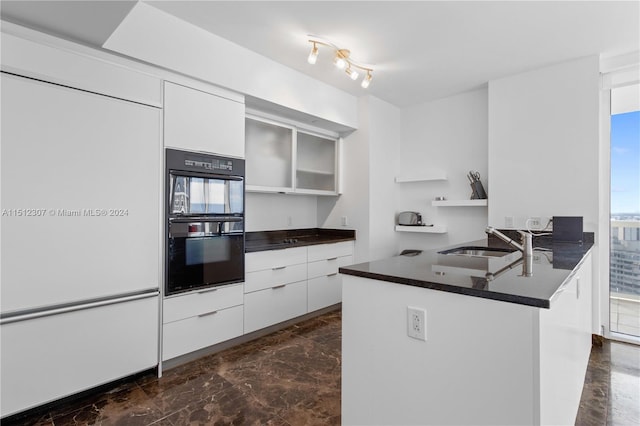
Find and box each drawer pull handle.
[272,284,286,290]
[327,257,338,261]
[272,266,286,271]
[327,272,338,277]
[197,287,218,294]
[198,310,218,318]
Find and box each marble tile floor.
[5,309,639,426]
[576,338,640,425]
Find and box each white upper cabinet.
[296,131,338,194]
[164,82,245,158]
[245,114,340,195]
[245,116,294,192]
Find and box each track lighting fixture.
[307,42,318,64]
[306,36,374,88]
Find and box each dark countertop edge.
[547,246,594,305]
[338,240,594,309]
[245,228,356,253]
[338,268,550,308]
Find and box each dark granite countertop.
[246,228,355,253]
[339,235,593,308]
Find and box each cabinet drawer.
[163,284,243,324]
[308,255,354,279]
[1,297,158,418]
[244,280,307,333]
[308,274,342,312]
[307,241,353,262]
[245,246,307,272]
[245,263,307,294]
[162,305,243,361]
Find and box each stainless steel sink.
[438,246,515,258]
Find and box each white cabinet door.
[308,274,342,311]
[245,263,307,293]
[163,305,244,361]
[0,296,158,418]
[1,73,161,313]
[538,253,593,426]
[296,130,338,195]
[164,82,245,158]
[244,115,340,195]
[308,255,353,311]
[245,116,294,192]
[163,284,244,324]
[308,241,354,263]
[245,246,307,272]
[244,281,307,333]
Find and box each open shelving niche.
[394,172,488,233]
[395,172,448,233]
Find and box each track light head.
[361,72,372,88]
[307,43,318,64]
[334,49,349,69]
[307,38,373,88]
[346,67,359,80]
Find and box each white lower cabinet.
[162,283,243,361]
[1,296,158,418]
[308,274,342,312]
[163,305,244,361]
[243,241,354,334]
[307,242,354,311]
[244,246,309,333]
[244,263,307,293]
[244,281,308,333]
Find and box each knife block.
[470,181,487,199]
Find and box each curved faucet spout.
[485,226,533,258]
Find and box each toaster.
[398,211,423,226]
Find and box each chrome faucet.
[485,226,533,259]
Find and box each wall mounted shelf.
[394,173,447,183]
[431,199,487,207]
[395,225,447,234]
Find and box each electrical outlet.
[287,216,293,226]
[341,216,348,226]
[529,217,541,229]
[505,216,514,228]
[407,307,427,341]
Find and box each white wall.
[245,193,317,232]
[103,2,357,130]
[319,95,401,262]
[396,88,489,252]
[488,55,601,334]
[368,96,402,261]
[319,97,372,262]
[487,56,600,232]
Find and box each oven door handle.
[169,216,243,223]
[169,170,244,181]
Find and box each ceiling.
[1,1,639,107]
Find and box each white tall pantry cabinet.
[1,32,162,418]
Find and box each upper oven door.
[169,172,244,216]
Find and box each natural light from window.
[610,83,640,338]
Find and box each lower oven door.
[167,217,244,295]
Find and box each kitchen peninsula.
[339,236,593,426]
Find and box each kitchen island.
[339,236,593,426]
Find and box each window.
[610,83,640,339]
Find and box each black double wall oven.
[166,148,245,296]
